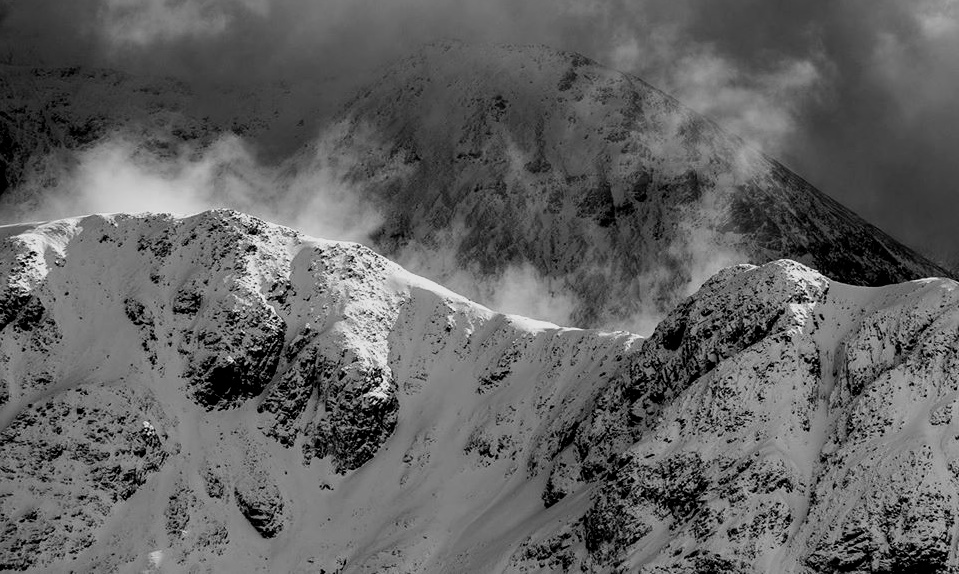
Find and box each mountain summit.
[315,40,949,326]
[2,210,959,572]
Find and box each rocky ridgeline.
[1,211,958,572]
[515,261,959,573]
[0,210,636,571]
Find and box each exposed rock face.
[256,242,404,472]
[0,211,636,571]
[518,260,959,573]
[2,211,959,572]
[0,385,171,571]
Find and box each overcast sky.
[2,0,958,261]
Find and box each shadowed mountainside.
[0,41,950,331]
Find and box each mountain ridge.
[2,210,959,571]
[1,41,950,330]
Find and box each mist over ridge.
[0,39,950,332]
[4,0,959,262]
[2,4,959,572]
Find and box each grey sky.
[2,0,957,261]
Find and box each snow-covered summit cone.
[315,40,949,327]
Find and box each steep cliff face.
[315,40,948,326]
[517,261,959,573]
[2,211,958,573]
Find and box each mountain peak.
[318,40,950,328]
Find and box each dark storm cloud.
[2,0,958,262]
[790,1,959,262]
[0,0,570,82]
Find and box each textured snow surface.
[1,211,959,573]
[0,210,637,572]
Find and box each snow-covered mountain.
[0,210,638,572]
[0,42,950,330]
[2,210,958,572]
[316,41,950,326]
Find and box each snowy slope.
[528,261,959,572]
[2,210,959,572]
[0,210,638,572]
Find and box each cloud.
[392,222,579,327]
[482,264,578,326]
[604,19,823,154]
[0,0,572,83]
[573,0,959,263]
[603,186,750,336]
[672,53,820,152]
[1,125,582,327]
[3,0,959,315]
[96,0,271,48]
[914,0,959,39]
[2,126,383,245]
[387,156,752,336]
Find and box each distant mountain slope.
[0,42,950,330]
[0,63,331,206]
[2,211,959,572]
[313,40,950,326]
[0,65,203,198]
